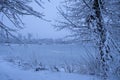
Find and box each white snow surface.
[0,44,97,66]
[0,56,100,80]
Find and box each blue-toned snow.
[0,44,101,80]
[0,44,97,65]
[0,56,100,80]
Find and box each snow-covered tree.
[56,0,120,79]
[0,0,47,40]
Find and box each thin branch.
[57,7,79,28]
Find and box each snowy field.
[0,44,97,65]
[0,44,101,80]
[0,56,100,80]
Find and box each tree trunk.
[93,0,112,79]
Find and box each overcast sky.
[18,0,70,39]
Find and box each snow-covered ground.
[0,44,97,65]
[0,56,100,80]
[0,44,101,80]
[0,44,119,80]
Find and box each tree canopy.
[0,0,45,39]
[56,0,120,79]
